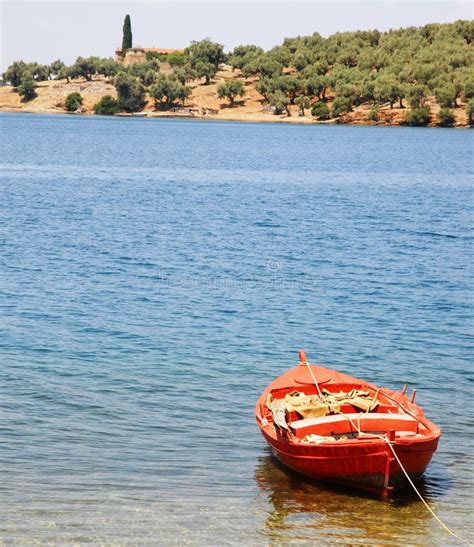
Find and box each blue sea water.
[0,112,473,544]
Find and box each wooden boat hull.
[262,428,438,495]
[255,358,441,497]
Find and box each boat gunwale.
[259,421,440,450]
[255,364,441,449]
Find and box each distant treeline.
[230,20,474,123]
[3,20,473,125]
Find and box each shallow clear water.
[0,113,473,544]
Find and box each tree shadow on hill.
[20,94,38,103]
[219,99,246,109]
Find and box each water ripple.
[0,113,473,544]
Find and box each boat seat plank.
[290,413,418,437]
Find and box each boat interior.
[265,382,429,443]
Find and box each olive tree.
[217,80,245,106]
[3,61,29,87]
[186,39,226,83]
[332,96,353,117]
[97,58,120,79]
[17,73,37,101]
[150,74,190,108]
[269,90,290,116]
[72,57,97,81]
[173,65,197,85]
[49,59,65,79]
[406,84,429,108]
[295,95,311,116]
[374,75,404,108]
[466,99,474,125]
[113,72,146,112]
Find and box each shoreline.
[1,107,470,129]
[1,71,470,129]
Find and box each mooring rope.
[386,443,465,543]
[304,360,323,398]
[335,410,465,542]
[303,361,465,543]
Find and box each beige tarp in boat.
[284,392,332,418]
[267,389,379,424]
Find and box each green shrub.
[368,106,379,121]
[64,92,83,112]
[405,107,431,126]
[332,96,352,117]
[167,52,188,67]
[437,108,455,126]
[466,99,474,125]
[93,95,119,115]
[145,51,164,62]
[311,101,330,120]
[146,51,188,67]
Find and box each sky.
[1,0,472,71]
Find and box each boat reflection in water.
[254,451,451,545]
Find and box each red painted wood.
[255,358,441,497]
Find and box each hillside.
[0,66,470,126]
[1,20,473,127]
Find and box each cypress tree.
[122,15,132,52]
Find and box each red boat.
[255,351,441,497]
